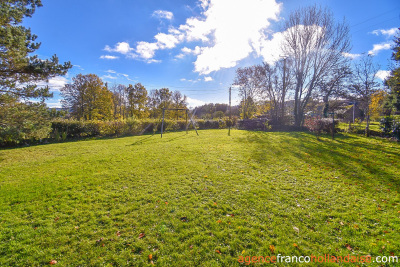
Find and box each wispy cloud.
[152,10,174,20]
[371,27,399,37]
[100,55,119,60]
[368,42,391,56]
[102,74,118,80]
[342,52,361,60]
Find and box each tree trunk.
[323,95,329,118]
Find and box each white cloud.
[46,100,62,108]
[368,42,391,55]
[186,96,206,108]
[191,0,282,74]
[107,0,282,72]
[100,55,119,60]
[106,69,116,73]
[204,76,213,82]
[176,46,203,59]
[256,30,286,64]
[36,76,68,92]
[155,33,181,49]
[376,70,391,81]
[371,28,399,37]
[102,74,117,80]
[104,42,134,54]
[152,10,174,20]
[135,41,159,59]
[342,52,361,60]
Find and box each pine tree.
[0,0,71,99]
[385,28,400,113]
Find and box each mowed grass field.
[1,130,399,266]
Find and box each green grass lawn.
[1,130,399,266]
[338,121,381,132]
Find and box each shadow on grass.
[237,131,400,194]
[128,134,155,146]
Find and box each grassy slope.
[0,130,399,266]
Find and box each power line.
[350,7,400,28]
[352,16,400,34]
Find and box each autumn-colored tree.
[369,90,388,120]
[170,91,188,120]
[61,74,113,120]
[148,88,172,118]
[239,96,257,119]
[126,83,148,119]
[111,84,127,119]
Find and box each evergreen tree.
[0,0,71,99]
[385,28,400,112]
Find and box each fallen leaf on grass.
[180,217,188,222]
[293,226,299,233]
[49,260,57,265]
[345,244,352,251]
[217,220,222,223]
[339,222,344,226]
[269,245,275,253]
[148,254,152,260]
[215,250,221,254]
[241,250,245,254]
[54,217,59,222]
[116,231,121,236]
[138,233,145,239]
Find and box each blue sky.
[24,0,400,108]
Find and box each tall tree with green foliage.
[126,83,148,119]
[0,0,71,145]
[61,74,113,120]
[148,88,172,118]
[384,28,400,113]
[0,0,71,99]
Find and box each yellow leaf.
[269,245,275,253]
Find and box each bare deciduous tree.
[349,55,380,136]
[283,5,351,126]
[316,65,352,117]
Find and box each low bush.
[50,118,234,142]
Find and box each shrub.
[304,117,338,138]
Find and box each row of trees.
[233,6,399,136]
[60,74,188,121]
